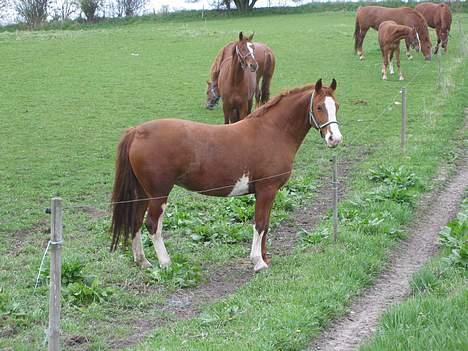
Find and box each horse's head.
[206,80,220,109]
[408,28,420,53]
[309,79,342,148]
[235,32,258,72]
[417,29,432,60]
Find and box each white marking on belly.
[228,173,250,196]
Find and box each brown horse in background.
[111,79,343,272]
[354,6,431,61]
[216,32,257,124]
[379,21,419,80]
[415,2,452,54]
[206,40,276,110]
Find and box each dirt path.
[309,157,467,351]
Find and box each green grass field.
[0,10,466,351]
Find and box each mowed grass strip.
[0,11,466,350]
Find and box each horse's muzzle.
[425,55,432,61]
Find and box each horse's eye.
[317,106,323,112]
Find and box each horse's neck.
[390,26,411,42]
[229,54,244,84]
[262,92,311,149]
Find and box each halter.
[235,45,258,71]
[308,91,339,133]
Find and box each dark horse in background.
[206,38,276,110]
[416,2,452,54]
[111,79,342,272]
[354,6,432,61]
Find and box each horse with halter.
[210,32,258,124]
[415,2,452,54]
[111,79,343,273]
[354,6,431,61]
[379,21,420,81]
[206,40,276,109]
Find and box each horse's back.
[357,6,421,30]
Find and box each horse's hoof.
[254,261,269,273]
[407,55,413,60]
[382,76,387,80]
[359,55,365,61]
[399,76,405,81]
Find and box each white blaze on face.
[324,96,342,147]
[250,225,268,272]
[229,173,250,196]
[247,42,254,57]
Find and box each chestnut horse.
[354,6,431,61]
[379,21,419,80]
[214,32,258,124]
[111,79,343,272]
[206,41,276,109]
[415,2,452,54]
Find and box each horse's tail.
[354,9,361,53]
[110,128,145,251]
[260,50,275,105]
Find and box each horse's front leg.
[404,38,413,60]
[251,188,277,272]
[434,29,441,55]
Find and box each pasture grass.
[0,10,466,351]
[360,199,468,351]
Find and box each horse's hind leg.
[389,50,395,75]
[357,28,368,60]
[382,50,389,80]
[131,200,152,268]
[251,187,277,272]
[146,198,171,267]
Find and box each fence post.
[49,198,63,351]
[400,88,407,152]
[332,155,338,242]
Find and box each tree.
[79,0,99,21]
[116,0,146,17]
[50,0,78,21]
[15,0,49,27]
[0,0,9,18]
[233,0,257,11]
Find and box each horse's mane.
[246,84,314,119]
[209,41,235,80]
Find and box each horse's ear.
[207,80,211,85]
[330,78,337,91]
[239,32,244,41]
[315,79,323,93]
[249,32,255,40]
